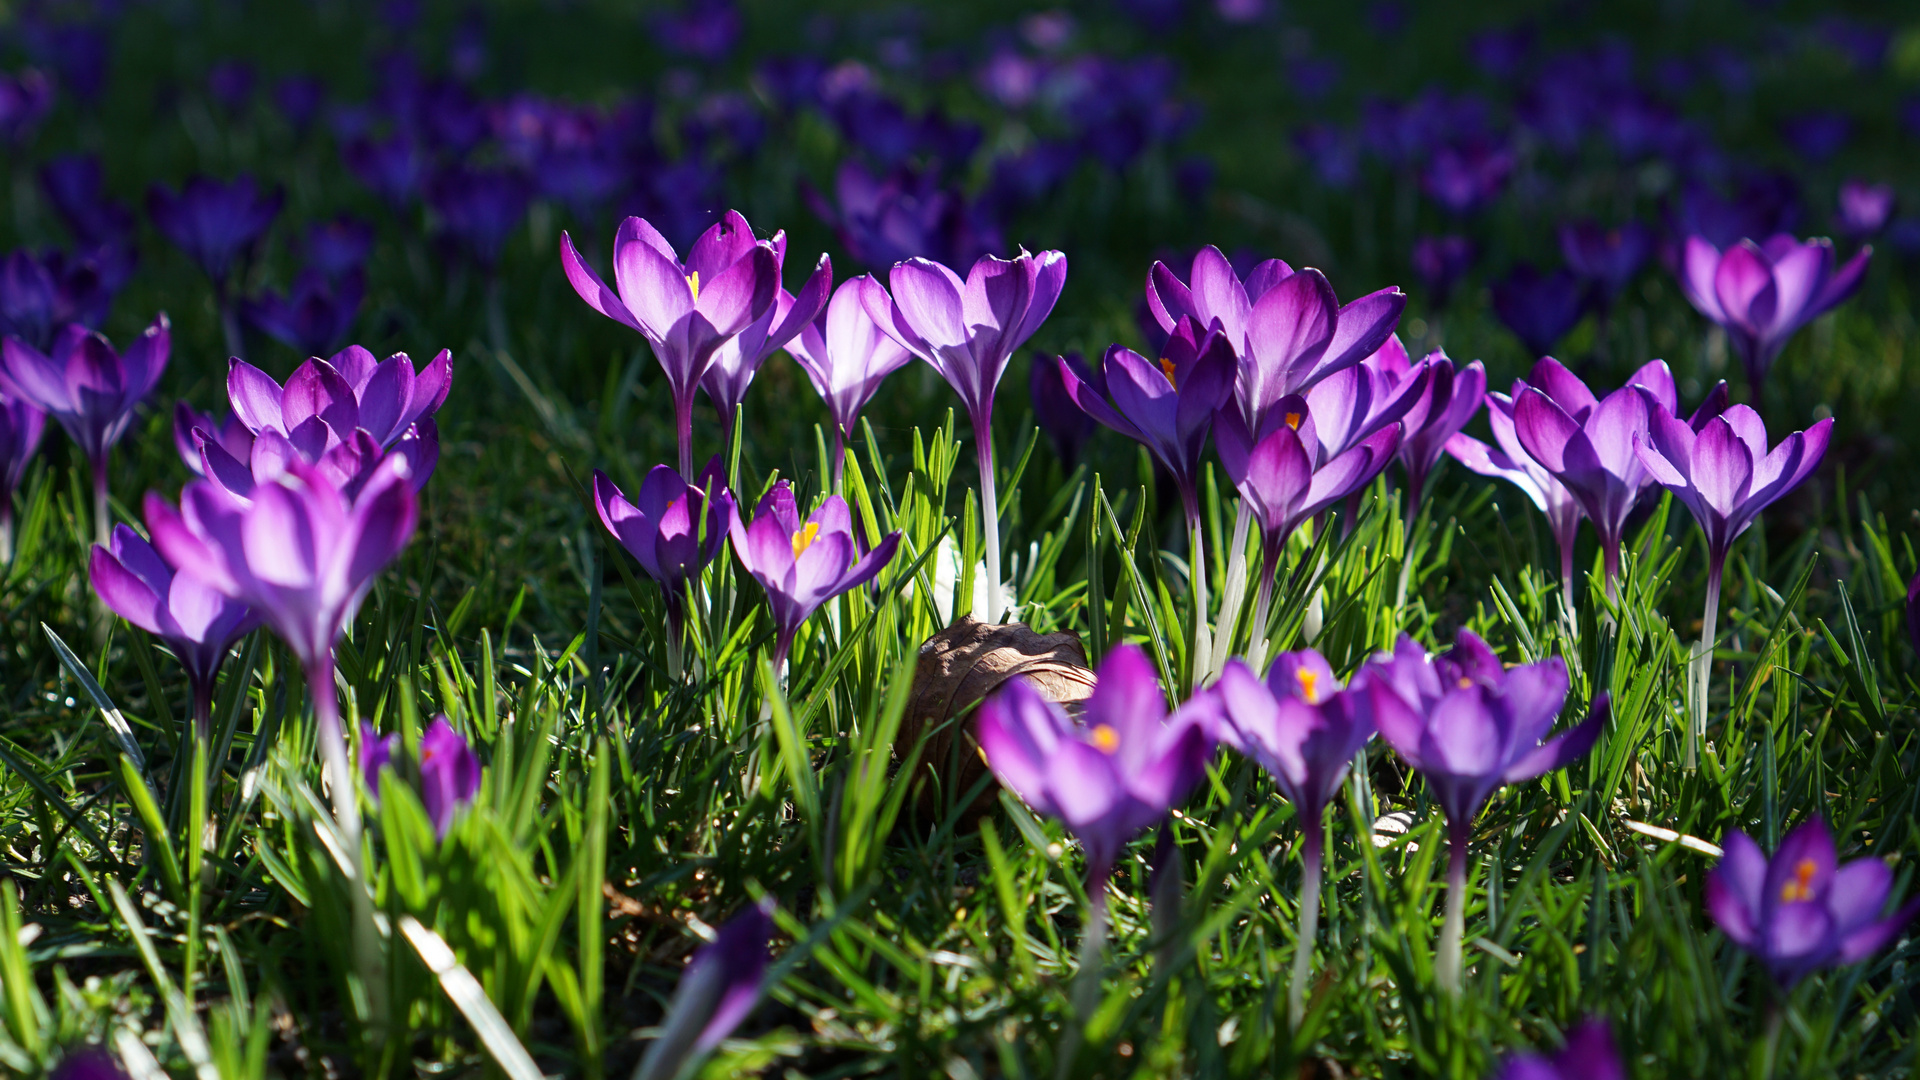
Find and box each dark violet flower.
[1145,245,1406,433]
[430,168,529,271]
[805,160,1005,273]
[864,247,1065,621]
[730,482,901,671]
[784,275,912,484]
[699,248,832,440]
[49,1047,126,1080]
[1056,320,1236,522]
[22,23,107,102]
[1908,572,1920,659]
[2,247,117,351]
[1364,336,1487,514]
[1780,111,1851,163]
[977,643,1217,890]
[0,317,169,545]
[1422,140,1515,215]
[359,723,395,794]
[1490,1019,1624,1080]
[242,269,366,357]
[415,716,482,837]
[1293,123,1361,189]
[298,217,376,279]
[0,69,54,144]
[343,136,428,213]
[593,460,733,676]
[39,155,137,248]
[1510,357,1680,587]
[1446,388,1586,605]
[561,211,781,478]
[207,60,256,113]
[1560,221,1653,307]
[1679,234,1870,390]
[1671,178,1801,253]
[1836,180,1894,240]
[89,524,258,738]
[1,389,47,562]
[274,75,326,135]
[634,896,778,1080]
[1030,350,1098,467]
[147,176,284,294]
[1216,648,1376,1025]
[1411,235,1474,305]
[655,0,742,61]
[1368,630,1608,991]
[1708,817,1920,989]
[1491,265,1588,358]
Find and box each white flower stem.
[1686,562,1723,771]
[1206,503,1254,680]
[1186,511,1211,691]
[1288,824,1324,1030]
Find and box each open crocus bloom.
[1361,335,1486,511]
[730,482,900,669]
[1214,650,1375,823]
[975,643,1217,888]
[1707,816,1919,989]
[0,316,169,472]
[1634,402,1830,566]
[698,247,831,434]
[1679,234,1869,389]
[593,460,734,622]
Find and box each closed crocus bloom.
[594,460,733,678]
[560,210,782,478]
[1363,336,1487,515]
[700,249,832,440]
[0,388,46,561]
[1367,630,1609,992]
[416,716,481,837]
[976,643,1217,891]
[359,722,396,794]
[1445,388,1586,608]
[1490,1019,1624,1080]
[1144,245,1405,424]
[89,524,258,740]
[634,897,777,1080]
[1216,650,1376,1025]
[145,175,282,291]
[784,274,911,484]
[1707,817,1919,989]
[1,316,169,546]
[730,481,901,671]
[863,247,1067,622]
[1679,234,1870,390]
[1636,403,1829,569]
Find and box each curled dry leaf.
[902,616,1097,818]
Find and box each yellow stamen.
[687,270,701,300]
[791,521,820,557]
[1284,411,1303,430]
[1296,668,1323,704]
[1158,358,1178,387]
[1780,858,1818,902]
[1090,724,1121,754]
[1457,676,1474,689]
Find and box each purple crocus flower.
[1636,402,1829,765]
[1368,630,1608,991]
[633,896,778,1080]
[1679,235,1870,390]
[227,346,450,451]
[146,176,284,293]
[2,247,119,351]
[89,525,258,740]
[1559,220,1652,308]
[207,60,256,113]
[1363,335,1487,515]
[298,217,376,279]
[1708,817,1920,989]
[1422,140,1514,214]
[145,456,417,845]
[242,269,365,357]
[39,155,137,250]
[1411,235,1474,305]
[0,388,46,562]
[783,274,912,486]
[1445,389,1587,608]
[49,1047,126,1080]
[0,316,170,546]
[1031,350,1098,467]
[343,136,428,213]
[1490,1019,1624,1080]
[1511,357,1682,589]
[698,249,832,441]
[416,717,482,837]
[1491,265,1589,358]
[863,247,1066,622]
[594,461,734,678]
[173,402,253,479]
[359,723,395,794]
[730,482,901,672]
[977,643,1216,893]
[0,69,54,144]
[1836,181,1895,239]
[804,161,1004,272]
[1215,650,1376,1025]
[561,211,782,478]
[274,75,326,135]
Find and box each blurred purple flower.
[1290,57,1341,100]
[1679,234,1870,389]
[1490,1019,1624,1080]
[298,217,376,279]
[1836,180,1895,239]
[785,275,912,482]
[1671,177,1801,252]
[560,210,781,477]
[1422,140,1514,214]
[147,176,284,293]
[1294,124,1361,189]
[49,1047,126,1080]
[207,60,255,113]
[89,524,259,738]
[806,161,1005,273]
[1411,235,1474,305]
[417,717,481,836]
[1708,817,1919,989]
[22,23,107,101]
[1,248,117,351]
[1469,27,1535,82]
[730,482,900,670]
[242,269,366,358]
[655,0,742,61]
[1491,265,1588,357]
[430,168,529,270]
[274,75,326,135]
[39,155,138,248]
[0,69,54,143]
[1030,350,1098,467]
[1909,573,1920,658]
[977,643,1217,889]
[1779,112,1851,163]
[344,136,430,214]
[633,897,778,1080]
[1559,221,1652,307]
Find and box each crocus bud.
[635,897,777,1080]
